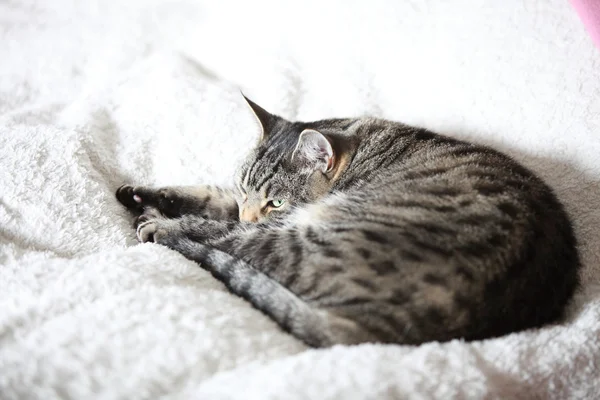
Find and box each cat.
[116,95,581,348]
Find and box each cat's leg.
[135,211,237,244]
[155,232,375,347]
[116,184,239,221]
[136,216,379,347]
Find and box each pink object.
[571,0,600,49]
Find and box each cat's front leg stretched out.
[116,184,241,244]
[116,184,239,221]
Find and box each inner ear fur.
[292,129,336,173]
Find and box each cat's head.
[235,96,347,223]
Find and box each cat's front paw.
[135,215,180,245]
[116,184,144,211]
[116,184,182,217]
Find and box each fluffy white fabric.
[1,0,599,398]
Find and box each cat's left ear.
[242,94,281,142]
[291,129,335,173]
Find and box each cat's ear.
[291,129,335,173]
[242,94,280,141]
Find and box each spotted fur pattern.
[116,97,580,347]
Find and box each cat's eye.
[269,199,286,208]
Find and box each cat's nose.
[239,207,260,223]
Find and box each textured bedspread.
[1,0,599,398]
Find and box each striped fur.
[116,98,580,347]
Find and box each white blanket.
[1,0,599,398]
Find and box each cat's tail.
[171,238,376,347]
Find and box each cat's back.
[332,118,569,230]
[327,118,576,255]
[305,118,580,342]
[334,118,540,192]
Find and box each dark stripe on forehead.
[249,142,289,187]
[255,168,275,193]
[245,151,265,187]
[263,180,274,197]
[253,154,281,188]
[247,141,282,187]
[245,126,302,188]
[255,156,284,192]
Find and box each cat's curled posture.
[116,96,580,348]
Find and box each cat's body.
[116,97,580,347]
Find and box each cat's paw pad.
[116,185,182,217]
[116,184,144,210]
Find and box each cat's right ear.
[242,94,281,142]
[291,129,335,174]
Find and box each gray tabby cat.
[116,96,580,348]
